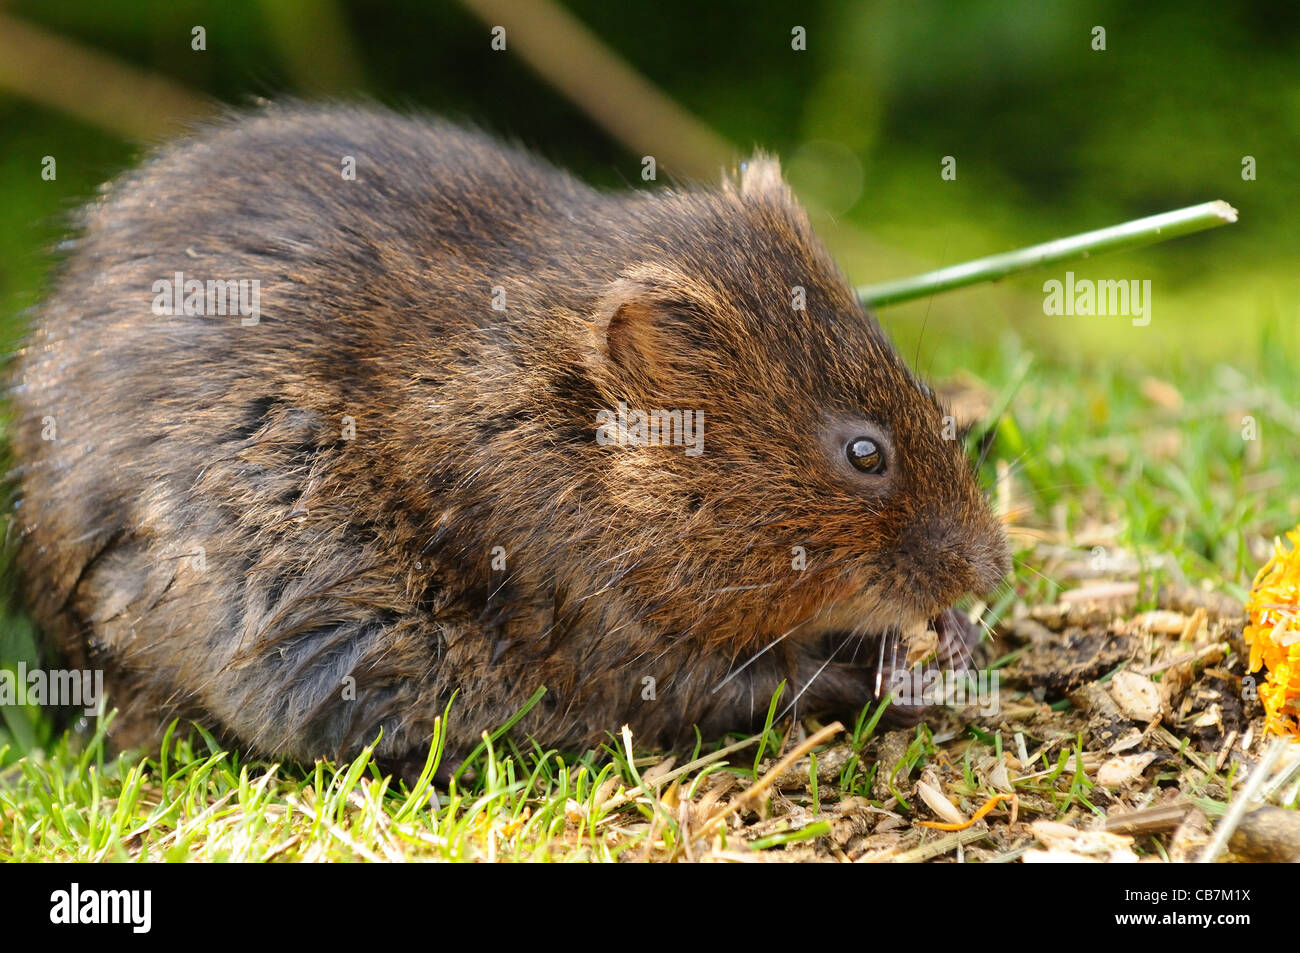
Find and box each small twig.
[1103,801,1192,835]
[878,827,990,863]
[1137,641,1228,676]
[597,730,763,813]
[1157,726,1215,774]
[1216,730,1239,771]
[857,201,1238,307]
[695,721,844,841]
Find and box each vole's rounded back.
[8,104,1008,764]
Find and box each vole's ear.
[582,263,720,382]
[737,154,789,202]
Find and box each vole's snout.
[900,513,1011,606]
[968,529,1012,595]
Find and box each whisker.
[711,617,811,693]
[974,417,1005,474]
[1012,554,1061,588]
[953,632,975,672]
[777,624,863,722]
[984,450,1028,489]
[874,631,889,699]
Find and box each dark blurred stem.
[458,0,735,181]
[0,14,213,142]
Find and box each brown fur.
[6,103,1009,766]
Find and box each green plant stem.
[856,200,1238,308]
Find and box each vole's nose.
[901,514,1011,603]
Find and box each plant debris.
[591,539,1297,862]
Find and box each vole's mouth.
[870,606,981,701]
[929,607,979,669]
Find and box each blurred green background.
[1,0,1297,754]
[2,0,1296,363]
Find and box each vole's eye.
[847,437,886,474]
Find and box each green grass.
[0,701,1097,861]
[3,711,636,862]
[0,706,880,862]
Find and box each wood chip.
[916,779,965,827]
[1179,607,1208,643]
[1060,581,1140,605]
[1028,821,1139,862]
[1096,752,1156,787]
[1109,670,1163,722]
[1103,801,1191,835]
[1130,610,1189,635]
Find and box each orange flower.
[1244,527,1300,737]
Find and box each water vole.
[7,103,1009,767]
